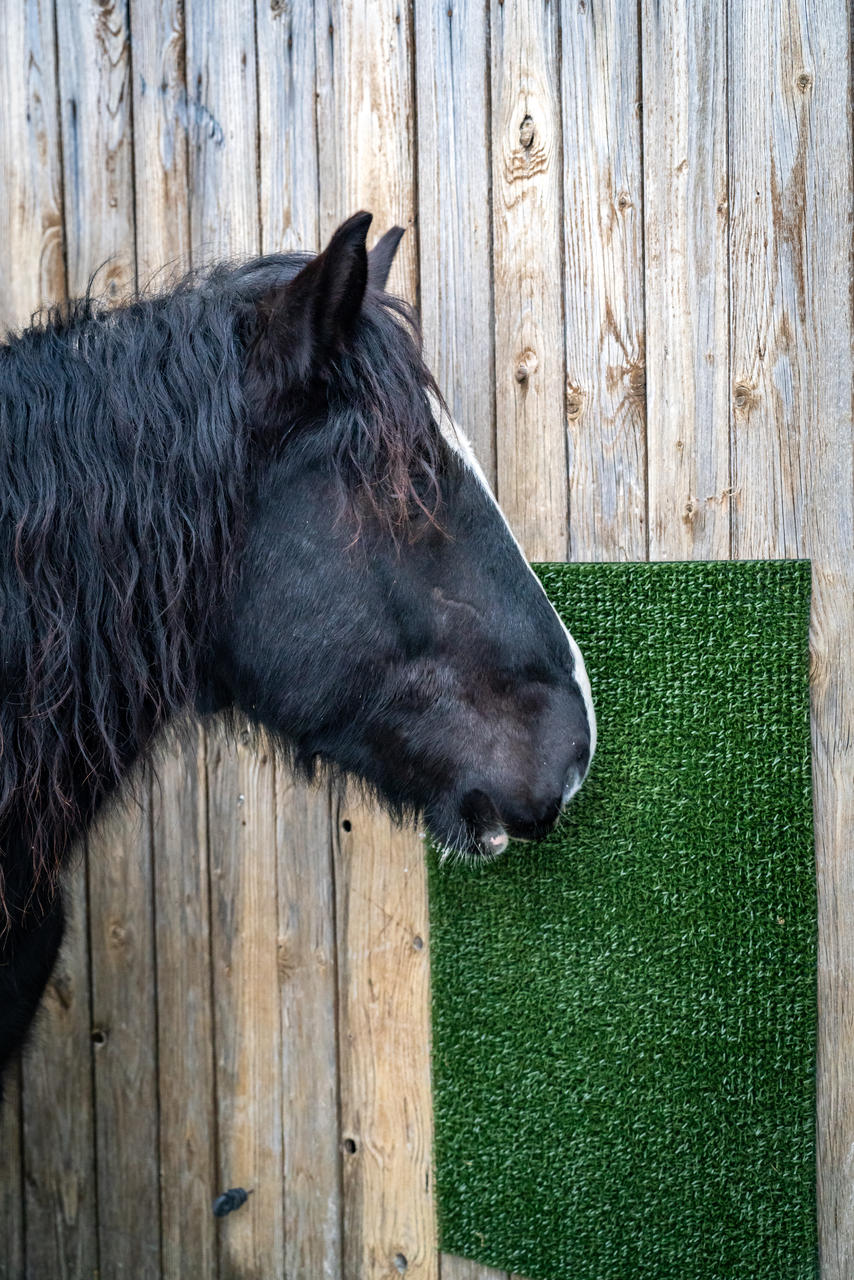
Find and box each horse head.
[203,212,596,861]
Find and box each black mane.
[0,254,441,913]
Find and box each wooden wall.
[0,2,851,1277]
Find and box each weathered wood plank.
[561,0,646,562]
[55,0,135,301]
[129,6,216,1275]
[276,774,342,1280]
[642,0,729,560]
[185,0,258,265]
[22,862,98,1280]
[490,0,565,562]
[0,0,65,331]
[207,730,283,1279]
[184,5,284,1274]
[0,7,65,1272]
[256,0,319,254]
[87,804,161,1279]
[334,800,435,1280]
[255,11,343,1276]
[151,729,217,1279]
[413,10,503,1280]
[414,0,495,483]
[0,1063,24,1280]
[315,0,417,289]
[315,5,437,1275]
[727,2,854,1276]
[52,6,155,1276]
[130,0,191,285]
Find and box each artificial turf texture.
[427,560,816,1280]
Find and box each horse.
[0,211,595,1097]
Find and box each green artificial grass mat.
[428,560,816,1280]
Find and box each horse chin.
[423,793,511,869]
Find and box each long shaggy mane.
[0,254,442,917]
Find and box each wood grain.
[561,0,647,563]
[0,1062,24,1280]
[276,774,342,1280]
[316,4,437,1275]
[22,863,98,1280]
[414,0,495,483]
[87,802,161,1279]
[55,0,135,300]
[642,0,730,560]
[414,9,502,1279]
[490,0,566,562]
[130,0,191,286]
[185,0,259,265]
[207,729,284,1279]
[0,0,65,331]
[0,7,65,1274]
[728,2,854,1276]
[130,5,215,1275]
[184,7,285,1275]
[51,6,150,1276]
[255,14,343,1275]
[151,729,218,1279]
[334,799,435,1280]
[256,0,319,254]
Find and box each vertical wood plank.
[151,730,217,1279]
[22,864,98,1280]
[490,0,565,561]
[276,776,342,1280]
[254,8,345,1276]
[0,1063,24,1280]
[55,0,136,301]
[414,0,495,482]
[413,11,505,1280]
[561,0,646,562]
[334,801,435,1280]
[185,0,258,263]
[0,6,65,1272]
[256,0,319,255]
[87,806,161,1279]
[727,2,854,1275]
[0,0,65,331]
[315,3,437,1275]
[642,0,730,560]
[4,3,101,1275]
[131,0,191,285]
[315,0,417,287]
[53,4,158,1275]
[130,5,216,1275]
[184,4,284,1274]
[207,731,283,1279]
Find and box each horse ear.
[254,211,373,383]
[368,225,405,290]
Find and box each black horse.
[0,212,595,1094]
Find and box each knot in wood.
[626,363,645,397]
[566,383,584,420]
[515,349,538,383]
[733,381,757,414]
[796,71,812,93]
[616,190,632,211]
[519,114,535,150]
